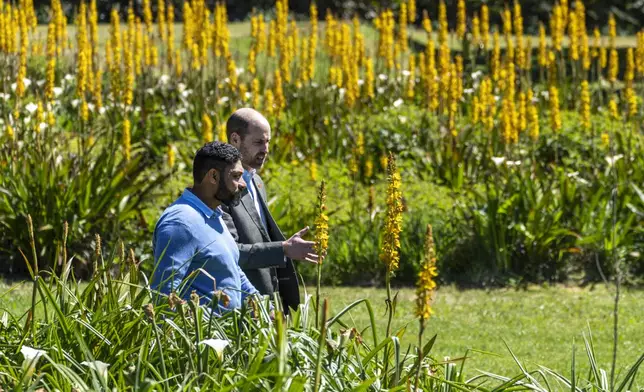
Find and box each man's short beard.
[215,185,242,207]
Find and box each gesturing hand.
[282,226,319,263]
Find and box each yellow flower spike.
[398,2,408,54]
[167,3,175,67]
[608,13,616,49]
[122,119,131,161]
[422,9,431,34]
[158,0,166,44]
[608,97,619,121]
[218,123,227,142]
[274,69,285,113]
[472,96,480,124]
[202,112,213,144]
[568,11,578,61]
[625,87,638,119]
[491,31,500,81]
[45,22,56,102]
[456,0,466,40]
[438,0,448,46]
[314,180,328,269]
[480,5,489,48]
[528,105,539,141]
[580,80,591,130]
[365,57,375,99]
[6,124,14,139]
[601,133,610,148]
[381,153,403,275]
[47,111,56,128]
[608,48,619,83]
[365,158,373,179]
[408,0,416,23]
[309,160,318,182]
[549,85,562,132]
[251,79,261,109]
[264,89,275,117]
[471,16,480,46]
[415,224,438,321]
[167,144,175,169]
[406,54,415,100]
[380,153,388,171]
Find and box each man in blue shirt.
[151,141,260,312]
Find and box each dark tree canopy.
[33,0,644,34]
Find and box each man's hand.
[282,227,319,263]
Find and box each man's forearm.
[237,241,287,270]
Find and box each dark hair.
[226,111,251,140]
[193,142,241,184]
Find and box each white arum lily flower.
[21,346,46,377]
[392,98,404,108]
[236,67,244,75]
[605,154,623,167]
[71,99,80,108]
[25,102,38,114]
[357,79,364,86]
[177,82,186,92]
[338,88,346,99]
[23,78,32,88]
[159,74,170,85]
[491,156,506,166]
[506,160,521,167]
[64,74,74,82]
[398,116,407,124]
[378,73,388,81]
[82,360,110,380]
[217,96,229,104]
[402,70,411,77]
[377,87,385,94]
[200,339,230,361]
[53,87,63,97]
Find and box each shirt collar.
[181,188,222,219]
[242,168,256,184]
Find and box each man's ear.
[229,132,240,146]
[209,168,219,184]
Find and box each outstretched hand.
[282,226,319,263]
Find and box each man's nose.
[260,143,268,153]
[239,177,247,189]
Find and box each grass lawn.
[2,280,642,386]
[314,284,644,386]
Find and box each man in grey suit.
[221,108,318,313]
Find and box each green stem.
[315,262,321,329]
[383,271,393,386]
[414,319,426,391]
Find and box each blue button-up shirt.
[151,188,259,311]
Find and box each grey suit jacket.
[221,173,300,312]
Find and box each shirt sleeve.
[152,220,196,297]
[238,263,260,301]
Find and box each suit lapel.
[240,189,270,240]
[253,175,286,242]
